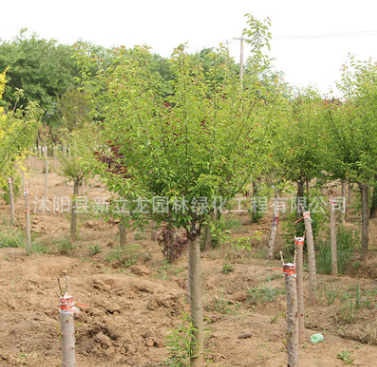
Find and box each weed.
[164,312,199,366]
[1,214,7,225]
[52,238,74,255]
[247,281,284,305]
[266,274,284,281]
[222,233,262,263]
[270,312,285,324]
[353,262,361,270]
[256,246,267,259]
[155,259,186,281]
[89,243,101,255]
[222,264,233,274]
[209,216,244,248]
[337,348,354,364]
[16,352,29,366]
[323,283,339,306]
[105,244,140,267]
[337,301,359,324]
[133,226,146,240]
[0,228,26,248]
[33,242,48,253]
[359,322,377,344]
[205,292,233,314]
[317,226,359,275]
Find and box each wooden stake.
[59,279,76,367]
[188,234,204,366]
[267,196,280,260]
[34,146,38,167]
[359,184,369,261]
[44,161,49,197]
[70,180,80,242]
[24,189,32,253]
[283,263,299,366]
[8,178,16,226]
[150,220,157,241]
[295,237,305,344]
[54,145,57,167]
[38,146,42,169]
[341,181,346,222]
[303,211,316,303]
[330,198,338,275]
[120,220,127,247]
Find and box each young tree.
[76,14,276,365]
[57,125,102,241]
[323,57,377,260]
[272,87,324,231]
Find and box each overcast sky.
[2,0,377,95]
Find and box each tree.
[0,69,41,174]
[323,56,377,260]
[272,87,324,230]
[76,14,275,365]
[0,30,76,121]
[57,87,92,132]
[56,125,102,241]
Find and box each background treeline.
[0,29,285,139]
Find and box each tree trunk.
[44,161,49,197]
[330,198,338,275]
[340,180,346,222]
[347,183,352,205]
[359,184,369,261]
[303,211,316,303]
[188,229,204,366]
[369,184,377,219]
[8,178,15,226]
[251,180,259,222]
[24,189,32,254]
[267,196,280,260]
[119,220,126,247]
[296,181,304,235]
[305,179,310,196]
[341,180,346,199]
[203,211,215,251]
[59,294,76,367]
[283,263,299,366]
[70,180,80,242]
[296,181,304,217]
[150,220,157,241]
[295,237,305,345]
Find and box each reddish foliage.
[94,140,131,178]
[157,225,187,264]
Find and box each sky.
[2,0,377,95]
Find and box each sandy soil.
[0,162,377,366]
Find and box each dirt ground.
[1,162,377,366]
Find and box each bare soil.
[1,164,377,366]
